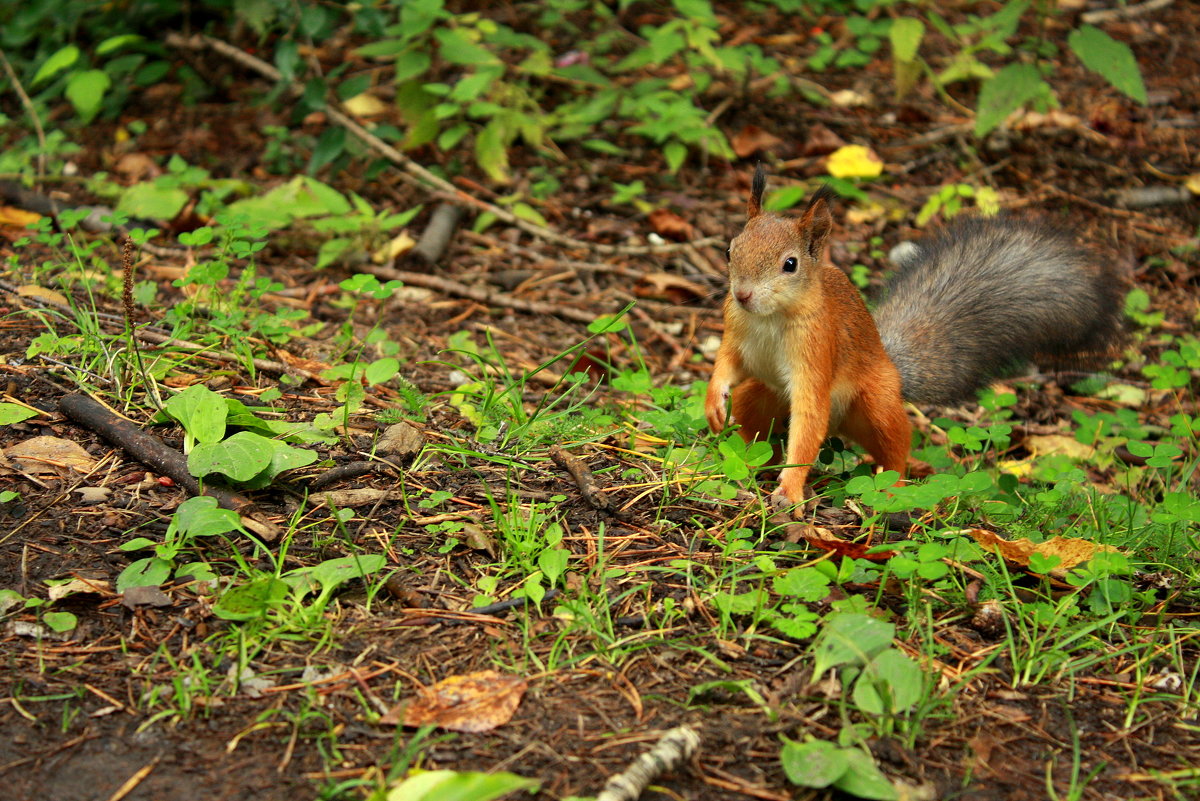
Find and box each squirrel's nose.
[734,289,753,306]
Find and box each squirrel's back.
[874,217,1122,405]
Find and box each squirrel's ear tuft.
[748,163,766,218]
[798,184,834,260]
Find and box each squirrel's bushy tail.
[874,218,1122,405]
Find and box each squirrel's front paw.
[769,482,816,519]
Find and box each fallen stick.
[549,445,631,520]
[58,393,280,541]
[596,726,701,801]
[411,202,464,266]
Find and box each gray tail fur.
[873,217,1122,405]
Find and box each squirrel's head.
[725,166,833,316]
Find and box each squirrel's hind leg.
[839,386,911,481]
[730,379,788,455]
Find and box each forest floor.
[1,3,1198,801]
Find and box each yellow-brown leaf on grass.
[16,284,70,307]
[731,124,784,158]
[646,208,697,242]
[966,529,1119,577]
[383,670,527,732]
[343,92,389,118]
[1024,434,1094,460]
[0,206,41,228]
[5,436,96,475]
[1186,173,1200,195]
[826,145,884,178]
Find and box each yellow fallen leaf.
[0,206,42,228]
[826,145,884,179]
[997,458,1033,478]
[1025,434,1094,460]
[372,231,416,263]
[967,529,1119,577]
[1185,173,1200,195]
[16,285,70,306]
[5,436,96,474]
[343,92,389,118]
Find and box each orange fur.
[704,177,911,506]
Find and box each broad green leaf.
[119,536,159,552]
[889,17,924,62]
[434,28,499,66]
[32,45,80,85]
[117,182,189,221]
[308,555,388,593]
[189,432,275,482]
[164,384,228,444]
[212,576,289,620]
[117,557,172,592]
[64,69,112,123]
[852,649,926,714]
[475,118,510,183]
[96,34,143,55]
[42,611,78,633]
[365,357,400,386]
[385,769,539,801]
[974,63,1047,137]
[316,237,355,269]
[810,613,895,677]
[1069,25,1147,105]
[537,548,568,585]
[510,202,547,227]
[0,403,38,425]
[780,738,848,789]
[171,496,242,538]
[835,748,899,800]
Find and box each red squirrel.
[705,166,1121,508]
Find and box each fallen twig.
[411,202,464,266]
[58,393,280,541]
[596,726,701,801]
[549,445,632,520]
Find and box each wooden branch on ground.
[58,393,280,541]
[596,726,701,801]
[163,32,722,257]
[549,445,631,520]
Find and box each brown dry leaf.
[0,206,41,228]
[16,284,70,306]
[731,124,784,158]
[967,528,1119,577]
[786,524,895,561]
[6,436,96,474]
[48,577,114,601]
[385,670,527,732]
[800,122,846,156]
[634,271,707,303]
[343,92,389,118]
[113,152,162,181]
[646,208,697,241]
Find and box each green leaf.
[96,34,143,55]
[32,45,80,85]
[117,557,172,592]
[510,202,547,227]
[64,69,112,124]
[663,140,687,173]
[763,185,808,212]
[365,357,400,386]
[835,748,898,800]
[188,432,275,482]
[213,576,290,620]
[811,613,895,677]
[164,385,229,444]
[538,548,568,585]
[316,238,355,270]
[0,403,38,425]
[171,496,242,538]
[117,182,189,222]
[434,28,499,66]
[42,611,78,633]
[852,649,925,714]
[305,555,388,595]
[475,118,510,183]
[975,63,1047,137]
[385,769,539,801]
[1068,25,1147,105]
[889,17,924,62]
[119,536,159,552]
[780,738,848,789]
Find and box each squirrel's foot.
[768,485,816,520]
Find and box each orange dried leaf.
[967,529,1119,577]
[731,124,784,158]
[0,206,42,228]
[647,208,696,241]
[387,670,527,733]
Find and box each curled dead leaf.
[731,124,784,158]
[647,208,697,242]
[966,528,1119,577]
[384,670,528,733]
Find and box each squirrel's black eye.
[725,246,732,261]
[782,256,798,273]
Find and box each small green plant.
[117,495,241,591]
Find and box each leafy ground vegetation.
[0,1,1198,799]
